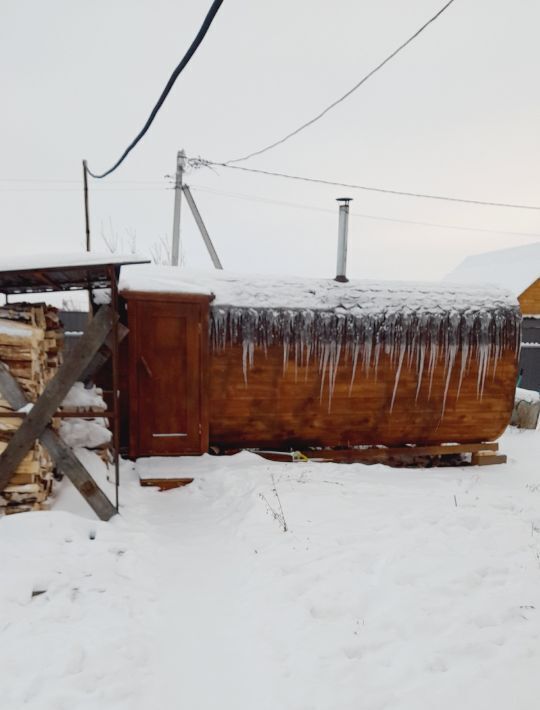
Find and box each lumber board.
[299,442,499,461]
[139,477,193,490]
[0,360,116,520]
[254,442,499,464]
[471,452,507,466]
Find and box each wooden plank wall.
[519,279,540,315]
[208,340,518,449]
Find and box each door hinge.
[199,423,202,435]
[198,322,202,335]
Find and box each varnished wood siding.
[121,292,519,452]
[208,342,518,448]
[518,280,540,315]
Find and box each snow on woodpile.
[121,266,521,414]
[60,383,111,455]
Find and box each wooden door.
[129,298,208,457]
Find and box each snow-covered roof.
[0,252,150,295]
[120,265,518,315]
[444,242,540,297]
[0,252,148,273]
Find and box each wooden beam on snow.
[40,429,117,519]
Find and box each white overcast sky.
[2,0,540,283]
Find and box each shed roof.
[444,242,540,297]
[120,265,517,316]
[0,252,149,295]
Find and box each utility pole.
[82,160,91,251]
[171,149,186,266]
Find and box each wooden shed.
[118,266,520,460]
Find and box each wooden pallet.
[254,442,505,467]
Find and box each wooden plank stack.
[0,303,64,514]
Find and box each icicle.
[242,340,249,386]
[209,300,521,414]
[415,342,426,402]
[282,340,290,375]
[439,312,460,418]
[327,341,342,412]
[348,341,360,396]
[362,321,374,375]
[304,340,312,382]
[389,341,406,413]
[319,343,330,403]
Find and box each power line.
[188,183,540,238]
[0,187,171,193]
[226,0,457,164]
[86,0,224,179]
[0,178,168,185]
[188,157,540,211]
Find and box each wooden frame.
[0,313,117,521]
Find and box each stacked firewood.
[0,303,64,514]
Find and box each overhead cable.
[188,184,540,238]
[188,157,540,211]
[87,0,224,179]
[226,0,457,164]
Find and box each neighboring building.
[446,242,540,391]
[59,310,88,356]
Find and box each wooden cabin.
[447,242,540,391]
[117,266,520,459]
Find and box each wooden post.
[0,306,115,491]
[83,160,91,252]
[109,266,120,511]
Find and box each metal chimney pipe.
[335,197,352,282]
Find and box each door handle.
[139,355,153,378]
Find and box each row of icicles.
[209,306,521,416]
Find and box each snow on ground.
[3,430,540,709]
